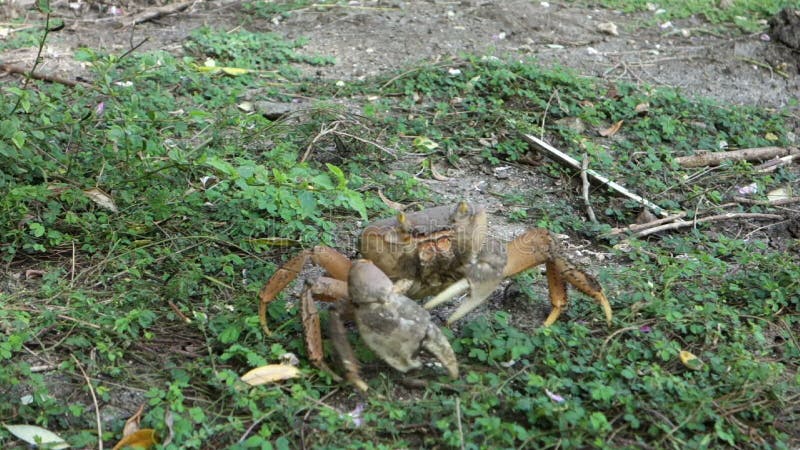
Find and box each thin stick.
[581,153,598,223]
[114,0,195,27]
[733,196,800,206]
[603,212,687,237]
[1,63,83,87]
[633,213,784,238]
[72,355,103,450]
[70,240,76,286]
[520,133,668,217]
[674,146,799,168]
[455,397,465,450]
[332,130,397,158]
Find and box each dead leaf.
[4,424,70,449]
[162,410,174,447]
[221,67,251,76]
[597,22,619,36]
[83,188,119,212]
[767,186,792,202]
[24,269,46,279]
[765,132,779,141]
[112,429,158,450]
[240,364,301,386]
[634,103,650,114]
[378,190,406,211]
[122,403,146,437]
[430,163,450,181]
[599,120,624,137]
[679,350,704,371]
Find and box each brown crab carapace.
[258,202,612,390]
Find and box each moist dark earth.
[1,0,799,447]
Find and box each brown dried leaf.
[122,403,146,437]
[24,269,46,279]
[112,429,158,450]
[162,410,175,447]
[378,190,406,211]
[599,120,624,137]
[634,102,650,114]
[430,163,450,181]
[240,364,301,386]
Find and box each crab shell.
[359,202,506,300]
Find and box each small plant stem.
[11,13,51,113]
[455,396,465,450]
[581,153,598,224]
[72,354,103,450]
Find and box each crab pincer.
[348,259,459,380]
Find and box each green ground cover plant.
[1,4,798,449]
[569,0,800,32]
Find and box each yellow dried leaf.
[765,132,778,141]
[599,120,624,137]
[112,429,158,450]
[221,67,251,76]
[240,364,301,386]
[679,350,703,370]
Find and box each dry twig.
[675,146,799,168]
[72,354,103,450]
[520,133,668,217]
[631,212,784,238]
[114,0,196,27]
[581,153,598,224]
[733,196,800,207]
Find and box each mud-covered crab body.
[259,202,611,390]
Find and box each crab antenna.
[424,278,470,310]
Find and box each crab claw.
[424,239,507,325]
[349,260,459,378]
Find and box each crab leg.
[505,229,612,326]
[258,246,352,334]
[328,306,369,392]
[425,229,612,326]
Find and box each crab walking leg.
[328,307,369,392]
[258,246,352,334]
[300,277,370,388]
[505,229,613,326]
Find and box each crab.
[258,202,612,390]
